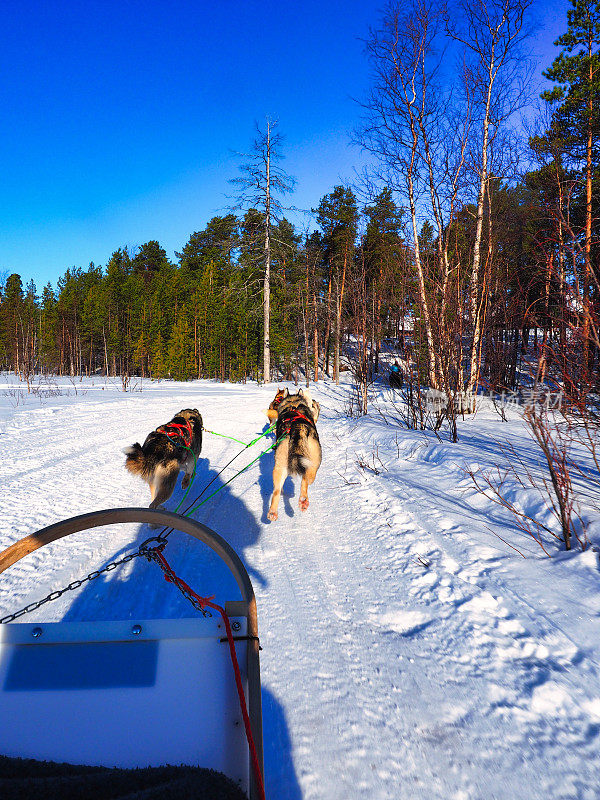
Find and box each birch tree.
[358,0,442,388]
[448,0,533,393]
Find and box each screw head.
[231,621,241,632]
[131,624,142,635]
[31,627,42,638]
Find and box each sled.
[0,508,264,800]
[389,372,403,389]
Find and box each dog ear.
[311,400,320,422]
[283,388,289,398]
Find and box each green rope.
[202,423,275,449]
[173,444,198,513]
[185,434,285,517]
[246,424,276,446]
[166,422,277,516]
[202,428,249,447]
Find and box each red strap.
[292,410,313,425]
[281,409,314,433]
[156,420,194,448]
[153,551,266,800]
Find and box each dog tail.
[123,443,146,476]
[150,462,181,508]
[289,453,312,476]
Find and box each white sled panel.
[0,617,249,794]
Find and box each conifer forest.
[1,0,599,414]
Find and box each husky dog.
[266,388,321,521]
[124,408,203,508]
[265,387,287,423]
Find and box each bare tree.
[358,0,443,388]
[230,119,295,382]
[447,0,533,393]
[358,0,533,414]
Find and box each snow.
[1,373,600,799]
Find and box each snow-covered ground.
[1,373,599,800]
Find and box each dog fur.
[124,408,203,508]
[265,387,287,423]
[266,388,321,521]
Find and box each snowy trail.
[1,378,600,799]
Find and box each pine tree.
[316,186,359,383]
[39,283,58,373]
[167,315,195,381]
[542,0,600,381]
[0,274,25,374]
[177,216,239,270]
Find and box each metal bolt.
[31,627,42,638]
[231,621,241,632]
[131,624,142,635]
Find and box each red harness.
[279,408,315,435]
[156,420,194,448]
[271,392,285,409]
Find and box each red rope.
[152,550,266,800]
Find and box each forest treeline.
[1,0,598,405]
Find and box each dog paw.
[267,510,279,522]
[299,496,309,512]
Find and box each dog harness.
[156,420,194,448]
[278,408,316,435]
[271,392,285,409]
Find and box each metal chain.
[0,540,157,625]
[0,428,279,625]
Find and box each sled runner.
[0,508,264,800]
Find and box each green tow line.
[173,444,199,513]
[186,433,285,516]
[173,422,278,514]
[202,424,276,449]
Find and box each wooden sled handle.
[0,507,264,800]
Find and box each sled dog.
[266,388,321,521]
[124,408,203,508]
[265,387,287,423]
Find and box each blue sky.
[0,0,569,289]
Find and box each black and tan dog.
[266,388,321,521]
[124,408,203,508]
[265,387,287,423]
